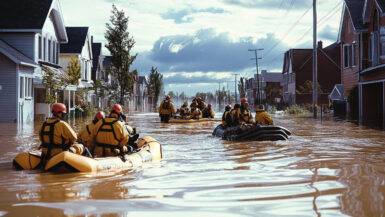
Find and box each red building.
[282,41,341,105]
[339,0,385,128]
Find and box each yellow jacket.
[197,101,206,110]
[202,107,215,118]
[40,118,77,157]
[77,121,96,145]
[87,116,129,157]
[235,108,254,125]
[255,109,274,126]
[180,106,190,119]
[158,100,175,115]
[222,111,231,127]
[190,108,202,119]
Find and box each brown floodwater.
[0,111,385,217]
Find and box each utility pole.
[249,48,263,105]
[233,74,239,102]
[312,0,318,119]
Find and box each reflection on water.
[0,112,384,216]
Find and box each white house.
[59,27,93,114]
[0,0,68,122]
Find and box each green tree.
[167,91,176,99]
[66,57,81,85]
[265,85,282,105]
[42,67,68,104]
[148,67,163,109]
[105,4,137,104]
[238,77,246,98]
[296,80,322,95]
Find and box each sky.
[61,0,344,96]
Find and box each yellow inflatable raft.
[13,136,162,173]
[169,118,221,123]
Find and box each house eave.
[0,29,42,33]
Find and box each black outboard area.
[213,124,291,141]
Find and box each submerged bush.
[268,106,277,114]
[284,105,309,115]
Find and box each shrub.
[284,105,309,115]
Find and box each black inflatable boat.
[213,124,291,141]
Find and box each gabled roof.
[345,0,366,31]
[60,27,89,54]
[138,76,147,85]
[0,39,37,67]
[103,55,112,69]
[375,0,385,13]
[329,84,345,100]
[91,43,102,73]
[0,0,52,29]
[282,49,312,73]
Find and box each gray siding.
[0,33,36,60]
[0,53,17,122]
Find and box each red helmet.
[94,111,105,120]
[52,103,67,113]
[208,104,212,108]
[111,104,123,114]
[241,98,248,104]
[165,95,170,100]
[197,97,202,102]
[226,104,232,110]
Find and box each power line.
[233,74,239,103]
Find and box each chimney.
[318,41,323,49]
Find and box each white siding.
[0,33,36,59]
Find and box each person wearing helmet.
[255,104,274,126]
[39,103,79,163]
[196,97,207,111]
[78,111,105,147]
[87,104,129,157]
[158,95,175,123]
[202,103,215,118]
[190,101,202,119]
[179,101,190,119]
[221,104,232,127]
[230,103,241,126]
[234,98,254,125]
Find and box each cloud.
[318,25,338,42]
[161,7,226,24]
[222,0,311,10]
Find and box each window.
[19,77,24,99]
[56,43,60,64]
[38,35,42,59]
[43,37,46,61]
[53,41,56,64]
[48,39,51,63]
[25,78,33,98]
[351,43,355,66]
[368,37,372,61]
[344,44,350,68]
[85,61,88,81]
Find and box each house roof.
[282,49,312,73]
[329,84,345,100]
[103,55,112,69]
[91,43,102,73]
[60,27,89,54]
[0,39,37,67]
[0,0,52,29]
[345,0,366,31]
[138,76,147,85]
[375,0,385,12]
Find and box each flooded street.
[0,112,385,217]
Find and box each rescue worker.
[87,104,129,157]
[196,97,207,110]
[230,103,241,126]
[158,95,175,123]
[190,101,202,119]
[221,104,232,128]
[78,111,105,146]
[255,104,274,126]
[234,98,254,125]
[179,101,190,119]
[202,103,215,118]
[121,114,140,152]
[39,103,81,163]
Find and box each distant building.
[339,0,385,127]
[281,41,341,105]
[0,0,67,122]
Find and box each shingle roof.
[345,0,366,30]
[329,84,345,100]
[103,55,112,69]
[91,43,102,73]
[376,0,385,12]
[0,39,37,67]
[60,27,88,54]
[0,0,52,29]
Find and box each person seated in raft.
[158,95,176,123]
[39,103,84,163]
[196,97,207,111]
[255,104,274,126]
[78,111,105,147]
[179,101,190,119]
[121,114,140,153]
[221,104,232,128]
[230,103,240,126]
[202,103,215,118]
[190,101,203,119]
[87,104,129,157]
[234,98,254,126]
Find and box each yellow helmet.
[183,101,188,106]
